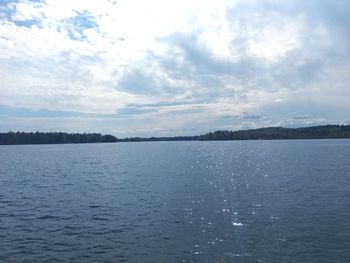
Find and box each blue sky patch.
[63,11,97,40]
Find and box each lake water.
[0,140,349,262]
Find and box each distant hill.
[0,132,117,145]
[1,125,349,145]
[120,125,350,142]
[198,125,350,140]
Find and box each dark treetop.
[0,132,117,145]
[198,125,350,141]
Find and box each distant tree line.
[118,136,198,142]
[198,125,350,140]
[0,132,117,145]
[1,125,349,145]
[120,125,350,142]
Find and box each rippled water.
[1,140,350,262]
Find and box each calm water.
[0,140,349,262]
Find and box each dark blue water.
[0,140,349,262]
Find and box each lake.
[0,140,349,262]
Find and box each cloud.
[0,0,349,136]
[242,114,266,120]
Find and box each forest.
[1,125,350,145]
[121,125,350,142]
[0,132,117,145]
[198,125,350,140]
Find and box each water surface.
[0,140,349,262]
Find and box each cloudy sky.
[0,0,349,137]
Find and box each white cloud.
[247,16,302,61]
[0,0,349,135]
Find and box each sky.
[0,0,349,137]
